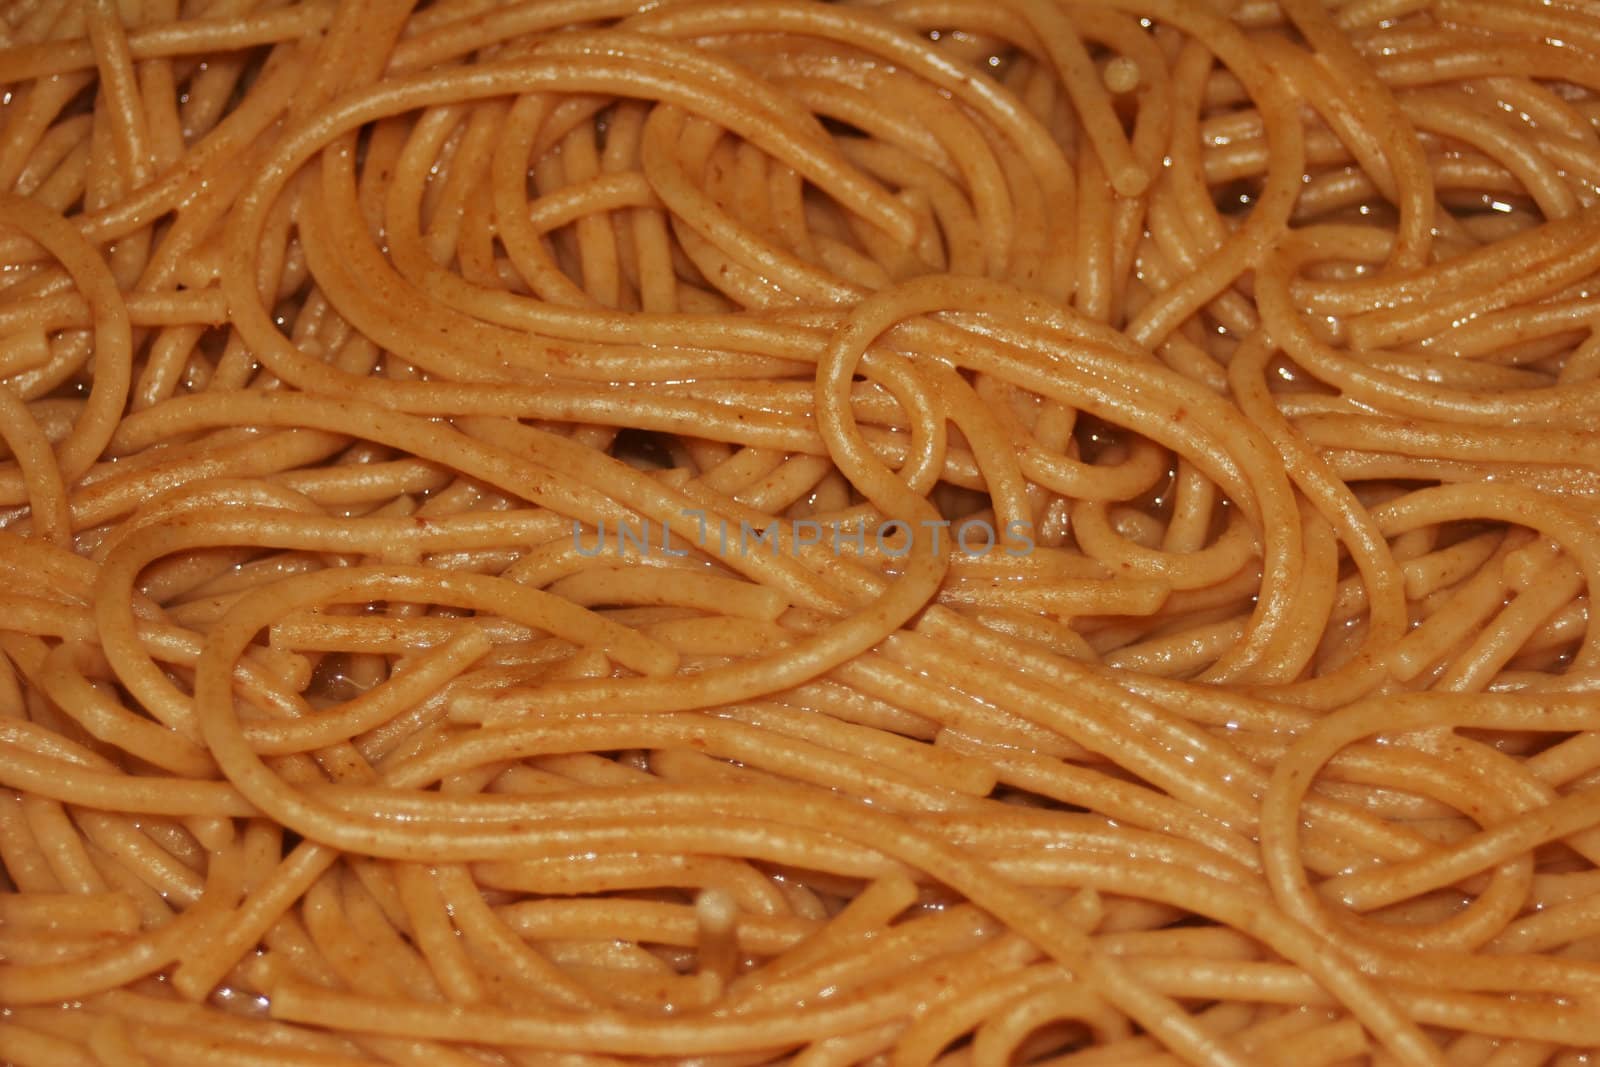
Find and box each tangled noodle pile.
[2,0,1600,1064]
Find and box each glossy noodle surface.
[1,1,1599,1065]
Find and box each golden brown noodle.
[2,0,1600,1064]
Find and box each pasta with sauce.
[1,0,1600,1065]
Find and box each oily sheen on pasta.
[2,0,1600,1064]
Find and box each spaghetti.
[2,0,1599,1064]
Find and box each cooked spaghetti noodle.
[2,0,1599,1064]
